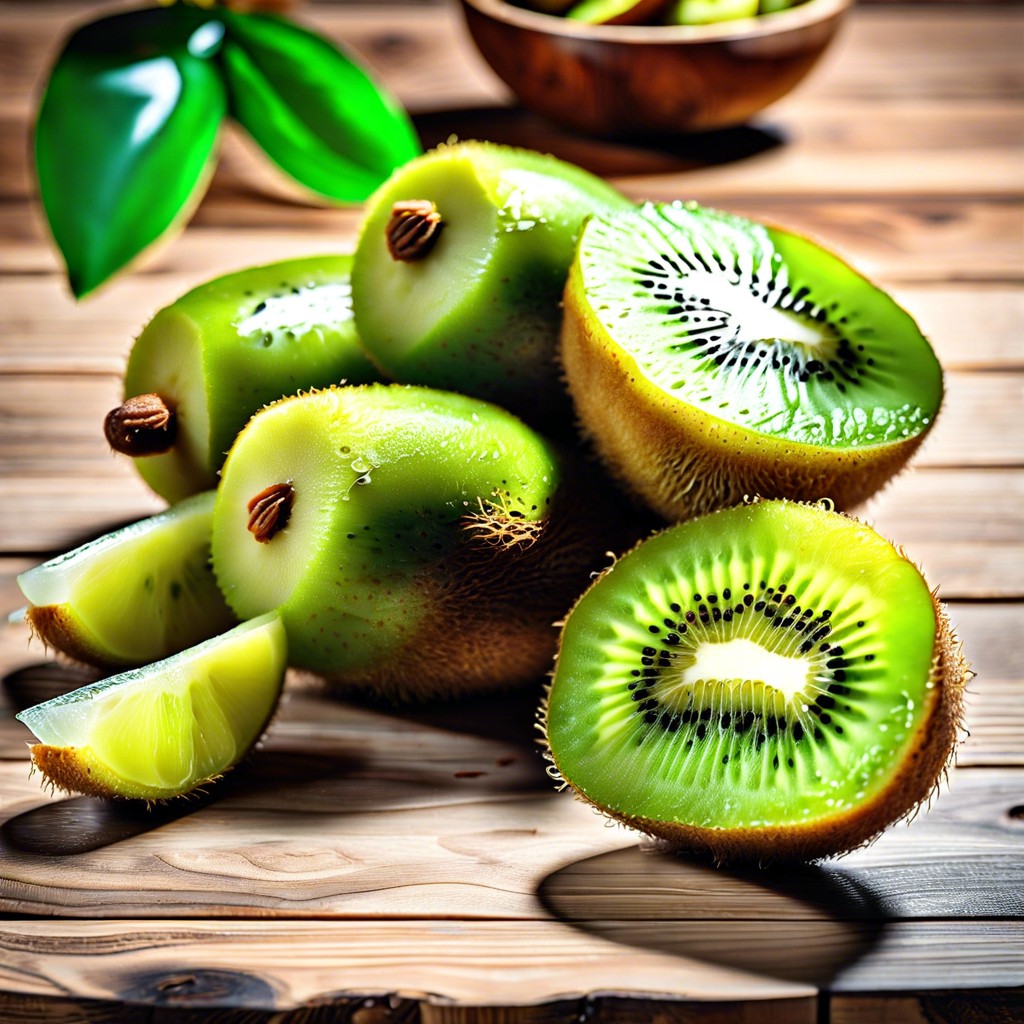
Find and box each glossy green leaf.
[219,10,421,203]
[35,8,227,298]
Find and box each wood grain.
[0,0,1021,1016]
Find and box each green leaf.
[219,10,421,203]
[35,8,227,298]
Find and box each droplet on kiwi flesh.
[562,202,944,519]
[543,500,969,864]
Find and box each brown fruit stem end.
[386,200,444,262]
[247,482,295,544]
[104,393,177,457]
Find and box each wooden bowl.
[458,0,851,137]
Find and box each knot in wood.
[104,393,177,457]
[386,200,443,262]
[247,482,295,543]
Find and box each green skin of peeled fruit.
[211,384,564,677]
[122,254,381,503]
[351,142,632,427]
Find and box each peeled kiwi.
[562,202,944,521]
[542,499,969,863]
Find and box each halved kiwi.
[543,500,969,863]
[562,202,943,521]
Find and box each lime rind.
[17,612,287,800]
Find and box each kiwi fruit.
[107,254,381,503]
[562,202,943,521]
[211,383,625,700]
[565,0,672,24]
[350,141,632,429]
[542,499,969,863]
[17,491,236,669]
[667,0,759,24]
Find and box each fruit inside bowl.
[458,0,851,136]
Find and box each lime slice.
[18,491,237,669]
[16,612,287,801]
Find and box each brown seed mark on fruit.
[387,200,443,262]
[247,482,294,543]
[104,393,176,457]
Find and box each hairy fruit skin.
[121,255,380,503]
[541,500,970,864]
[212,384,628,701]
[351,141,632,429]
[563,259,935,521]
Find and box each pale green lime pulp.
[17,613,287,797]
[18,491,236,666]
[577,202,943,449]
[546,501,938,830]
[212,384,561,674]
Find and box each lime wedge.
[16,613,287,800]
[18,491,237,669]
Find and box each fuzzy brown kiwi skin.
[561,258,939,523]
[540,555,970,865]
[25,606,127,671]
[325,462,633,704]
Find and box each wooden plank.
[1,370,1020,481]
[0,918,1020,1008]
[3,199,1018,283]
[0,919,817,1009]
[0,574,1020,766]
[0,663,1020,922]
[2,277,1020,376]
[830,991,1024,1024]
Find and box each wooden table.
[1,2,1022,1021]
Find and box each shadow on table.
[1,658,547,857]
[539,844,888,986]
[413,105,787,178]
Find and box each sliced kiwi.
[565,0,671,24]
[112,254,381,503]
[562,202,943,521]
[543,500,969,863]
[17,612,287,801]
[18,491,236,669]
[667,0,759,24]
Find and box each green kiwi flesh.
[121,255,381,503]
[211,384,624,699]
[562,202,943,519]
[351,141,631,426]
[544,500,967,862]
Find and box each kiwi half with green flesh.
[562,202,943,521]
[18,491,236,670]
[543,499,969,863]
[107,255,381,504]
[211,383,625,701]
[350,141,632,428]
